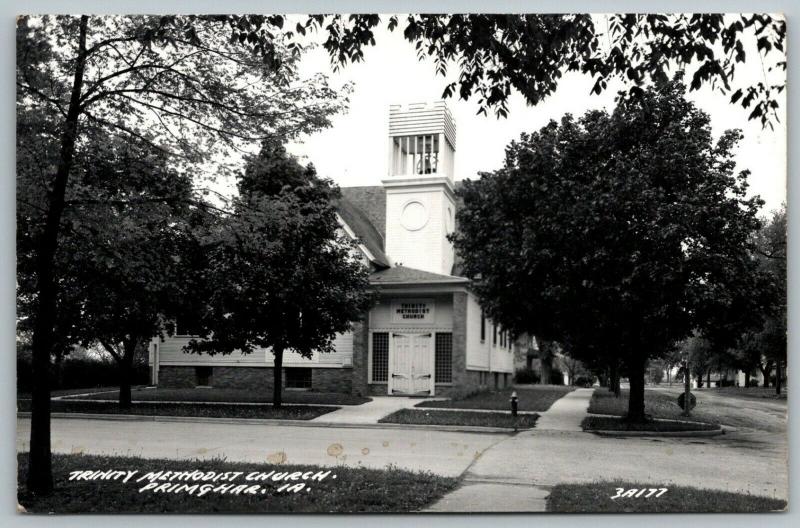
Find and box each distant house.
[150,101,515,397]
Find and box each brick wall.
[312,368,353,393]
[158,366,352,393]
[450,291,480,398]
[350,316,369,397]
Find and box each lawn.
[415,385,573,412]
[63,387,371,406]
[379,409,538,429]
[17,453,458,513]
[587,388,777,430]
[17,399,335,420]
[582,416,720,432]
[701,386,787,400]
[547,481,786,512]
[17,386,121,399]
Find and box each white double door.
[389,332,434,395]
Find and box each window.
[285,368,312,389]
[372,332,389,382]
[480,311,486,342]
[435,333,453,383]
[493,324,497,346]
[195,366,212,386]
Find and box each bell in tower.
[383,101,458,276]
[388,101,456,181]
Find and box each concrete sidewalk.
[425,387,594,511]
[534,388,593,431]
[311,396,438,424]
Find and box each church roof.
[335,195,391,268]
[337,182,468,277]
[369,265,469,286]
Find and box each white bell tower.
[383,101,457,275]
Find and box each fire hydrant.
[510,391,518,417]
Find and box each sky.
[286,18,787,215]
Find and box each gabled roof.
[339,186,386,238]
[337,182,470,277]
[335,196,391,269]
[369,265,469,286]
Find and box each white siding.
[465,292,514,374]
[466,292,489,369]
[157,332,353,367]
[384,184,455,275]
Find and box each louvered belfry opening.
[388,101,456,179]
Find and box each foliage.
[379,409,539,429]
[451,80,766,421]
[17,355,149,395]
[18,454,458,513]
[17,14,348,494]
[733,208,786,374]
[307,14,785,126]
[514,368,540,384]
[17,124,201,407]
[182,143,375,406]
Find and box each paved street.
[17,387,788,512]
[16,416,504,478]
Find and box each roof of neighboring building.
[369,265,469,285]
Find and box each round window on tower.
[400,200,429,231]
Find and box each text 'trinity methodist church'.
[151,101,518,397]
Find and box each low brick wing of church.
[152,101,516,398]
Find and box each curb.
[588,427,725,438]
[17,412,518,435]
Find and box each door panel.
[391,333,432,395]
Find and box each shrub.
[17,355,149,394]
[719,379,736,387]
[573,375,596,387]
[514,368,540,384]
[748,378,762,388]
[550,369,565,385]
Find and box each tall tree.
[451,79,765,422]
[17,127,202,409]
[309,14,785,125]
[184,143,375,407]
[17,14,346,494]
[736,207,786,391]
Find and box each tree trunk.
[119,340,137,410]
[744,370,751,388]
[667,366,671,387]
[706,369,711,389]
[760,361,772,388]
[683,360,692,417]
[775,361,782,395]
[626,356,647,423]
[273,348,284,408]
[27,15,89,496]
[612,366,621,397]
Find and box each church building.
[150,101,516,398]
